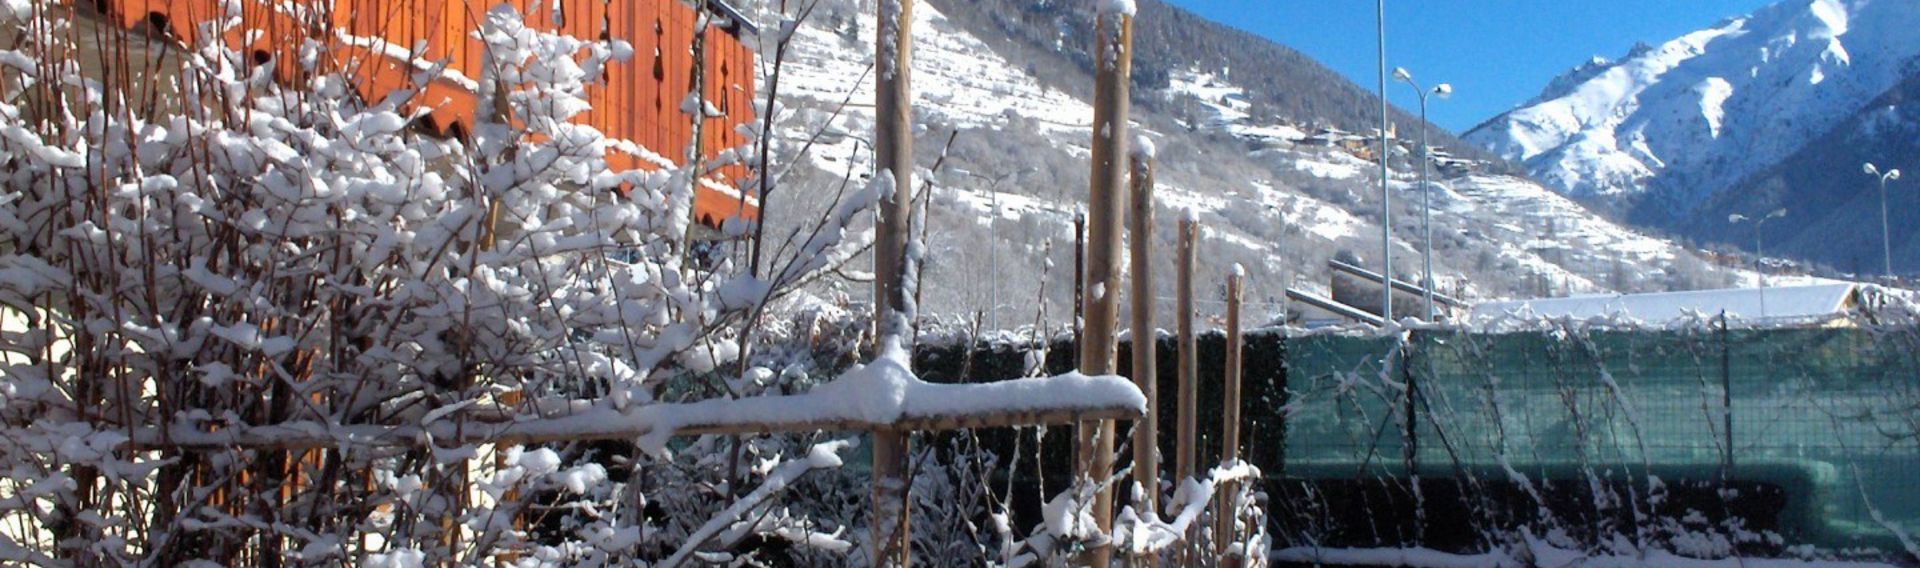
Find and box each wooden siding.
[95,0,759,228]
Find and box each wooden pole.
[1127,151,1158,517]
[1215,268,1244,560]
[1075,7,1132,566]
[1073,212,1086,364]
[1174,217,1197,485]
[871,0,915,564]
[1174,216,1198,561]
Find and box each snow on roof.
[1471,283,1860,325]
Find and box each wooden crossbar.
[121,394,1142,451]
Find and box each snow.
[1467,0,1920,208]
[660,439,856,568]
[778,1,1094,178]
[1131,133,1156,160]
[366,548,426,568]
[1441,174,1742,295]
[1472,282,1859,325]
[1099,0,1137,17]
[515,447,562,475]
[943,184,1074,224]
[634,337,1145,455]
[1249,180,1362,241]
[1041,490,1097,541]
[1110,461,1259,556]
[1291,155,1365,180]
[1165,69,1306,144]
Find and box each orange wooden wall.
[98,0,760,227]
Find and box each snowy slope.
[1466,0,1920,215]
[756,0,1748,327]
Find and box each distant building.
[1470,283,1873,327]
[1328,258,1467,322]
[1427,149,1480,177]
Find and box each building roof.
[1470,283,1860,325]
[1327,258,1467,308]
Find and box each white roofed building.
[1470,283,1873,327]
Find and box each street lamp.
[1864,162,1902,278]
[1394,67,1452,321]
[964,166,1035,331]
[1731,208,1786,318]
[1728,209,1787,275]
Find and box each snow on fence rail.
[119,361,1145,452]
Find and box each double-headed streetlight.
[964,166,1034,331]
[1731,208,1787,318]
[1393,67,1451,321]
[1864,162,1902,278]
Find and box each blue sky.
[1163,0,1778,133]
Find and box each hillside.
[754,0,1747,328]
[930,0,1507,169]
[1689,72,1920,275]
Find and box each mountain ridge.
[1466,0,1920,231]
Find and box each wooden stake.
[1175,217,1197,485]
[1222,270,1243,469]
[1076,7,1132,566]
[871,0,915,564]
[1073,212,1086,363]
[1127,152,1158,518]
[1215,269,1244,560]
[1174,216,1198,562]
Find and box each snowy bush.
[0,3,882,564]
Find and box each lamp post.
[1393,67,1451,321]
[1730,208,1786,318]
[965,166,1034,331]
[1374,0,1393,322]
[1864,162,1902,278]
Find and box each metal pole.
[1719,310,1734,481]
[1376,0,1393,323]
[1756,223,1766,318]
[1883,176,1894,278]
[1418,92,1434,321]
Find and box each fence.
[919,319,1920,561]
[1278,319,1920,559]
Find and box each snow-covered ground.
[1166,69,1306,144]
[776,1,1094,178]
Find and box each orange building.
[96,0,760,228]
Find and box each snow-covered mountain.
[1690,70,1920,275]
[1465,0,1920,224]
[752,0,1747,326]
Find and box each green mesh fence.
[1279,323,1920,557]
